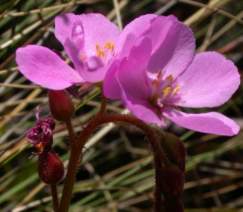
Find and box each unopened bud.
[48,90,74,121]
[38,151,64,184]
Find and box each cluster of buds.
[27,115,64,184]
[26,90,75,184]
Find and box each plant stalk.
[59,114,169,212]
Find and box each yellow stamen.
[166,75,174,82]
[162,86,172,97]
[104,42,115,52]
[96,44,105,58]
[173,84,180,94]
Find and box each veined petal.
[16,45,83,90]
[147,15,195,78]
[177,52,240,108]
[164,110,240,136]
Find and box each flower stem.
[50,184,59,212]
[59,113,169,212]
[59,145,81,212]
[59,119,78,212]
[65,119,76,146]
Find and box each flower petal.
[117,38,152,100]
[147,15,195,78]
[103,59,123,99]
[104,37,152,100]
[16,45,83,90]
[54,13,79,45]
[117,38,163,125]
[164,110,239,136]
[57,13,120,83]
[116,14,157,57]
[177,52,240,108]
[64,38,108,82]
[78,13,120,56]
[55,13,120,52]
[122,94,163,126]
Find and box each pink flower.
[16,13,120,89]
[104,15,240,136]
[15,13,173,90]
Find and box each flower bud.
[48,90,74,121]
[38,151,64,184]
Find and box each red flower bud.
[48,90,74,121]
[38,151,64,184]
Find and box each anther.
[166,75,174,82]
[173,85,180,95]
[95,44,105,58]
[162,86,172,97]
[104,42,114,51]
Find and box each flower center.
[150,72,180,109]
[79,41,115,71]
[95,41,115,59]
[72,23,115,71]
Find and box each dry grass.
[0,0,243,211]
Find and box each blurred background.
[1,0,243,211]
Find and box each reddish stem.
[59,114,169,212]
[50,184,59,212]
[65,119,76,146]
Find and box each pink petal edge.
[177,52,240,108]
[16,45,83,90]
[164,110,240,136]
